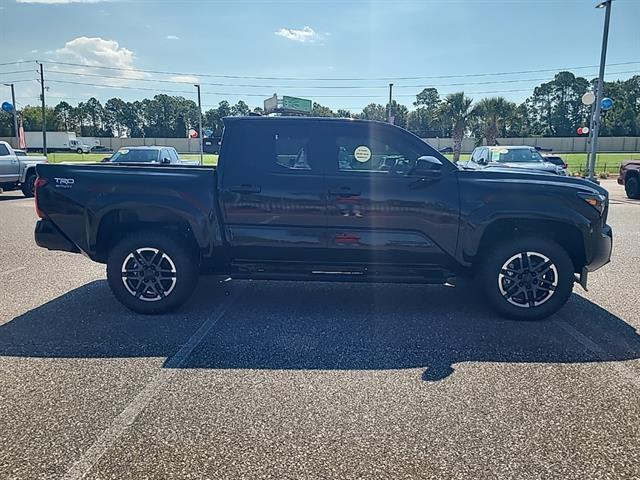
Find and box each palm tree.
[475,97,516,146]
[438,92,475,162]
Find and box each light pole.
[587,0,613,182]
[4,83,19,148]
[388,83,394,124]
[194,84,203,165]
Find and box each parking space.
[0,180,639,479]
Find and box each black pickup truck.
[34,117,612,320]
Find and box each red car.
[617,160,640,199]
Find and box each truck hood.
[461,167,608,197]
[487,161,560,173]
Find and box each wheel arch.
[93,207,201,263]
[473,218,586,273]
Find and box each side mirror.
[101,157,111,163]
[413,155,443,175]
[478,157,488,165]
[162,157,171,164]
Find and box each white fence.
[3,135,640,154]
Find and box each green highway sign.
[282,96,312,113]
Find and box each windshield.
[489,148,544,163]
[109,149,159,163]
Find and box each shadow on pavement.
[0,193,29,201]
[1,278,639,381]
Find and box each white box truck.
[25,131,92,153]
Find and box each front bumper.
[34,219,80,253]
[585,224,612,272]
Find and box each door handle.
[228,185,261,194]
[329,187,361,197]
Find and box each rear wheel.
[107,232,198,314]
[625,176,640,199]
[479,238,574,320]
[21,172,36,197]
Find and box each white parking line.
[0,267,27,276]
[554,318,639,389]
[62,283,247,480]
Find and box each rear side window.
[0,144,10,156]
[275,133,311,171]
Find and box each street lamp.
[194,84,203,165]
[587,0,613,182]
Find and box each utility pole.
[588,0,613,182]
[194,84,203,165]
[388,83,394,124]
[39,63,47,155]
[4,83,19,147]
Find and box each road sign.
[1,101,14,113]
[282,96,312,113]
[203,128,213,138]
[577,126,590,135]
[581,92,596,106]
[600,97,614,111]
[188,128,198,138]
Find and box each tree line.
[1,71,638,159]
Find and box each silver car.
[462,146,567,175]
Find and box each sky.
[0,0,639,113]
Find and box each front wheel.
[479,238,574,320]
[625,176,640,199]
[107,232,198,314]
[76,148,83,154]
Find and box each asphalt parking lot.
[0,180,638,480]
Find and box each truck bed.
[35,163,219,261]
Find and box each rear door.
[323,122,460,267]
[220,120,327,263]
[0,144,20,183]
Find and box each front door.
[323,122,460,268]
[220,121,327,264]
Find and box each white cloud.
[169,75,199,84]
[166,35,180,41]
[52,36,146,85]
[274,26,323,43]
[17,0,111,4]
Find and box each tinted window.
[275,133,311,171]
[110,149,159,163]
[332,125,427,175]
[0,144,10,156]
[490,148,543,163]
[169,149,179,163]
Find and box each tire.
[625,176,640,199]
[106,232,198,314]
[21,172,36,198]
[479,237,574,321]
[76,148,83,154]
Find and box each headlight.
[578,192,607,214]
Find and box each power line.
[0,69,38,76]
[44,68,639,89]
[38,59,640,82]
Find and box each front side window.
[333,126,426,175]
[0,144,10,156]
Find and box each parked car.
[617,159,640,199]
[542,154,569,174]
[461,146,567,175]
[102,146,196,165]
[0,141,47,197]
[90,145,113,153]
[34,117,612,320]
